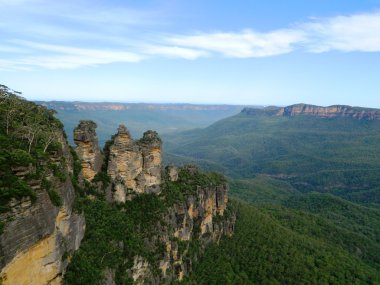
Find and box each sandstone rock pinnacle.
[74,120,103,181]
[107,126,162,202]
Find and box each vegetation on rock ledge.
[0,85,65,213]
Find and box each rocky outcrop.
[89,164,236,285]
[70,123,234,284]
[242,104,380,120]
[166,166,178,182]
[0,133,85,285]
[107,125,162,202]
[74,120,103,181]
[129,256,155,285]
[135,166,235,284]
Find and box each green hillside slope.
[182,200,380,285]
[164,107,380,204]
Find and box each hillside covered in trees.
[164,106,380,205]
[1,86,379,284]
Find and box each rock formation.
[107,125,162,202]
[0,133,85,285]
[166,165,179,182]
[73,120,103,181]
[0,88,234,285]
[242,103,380,120]
[126,166,235,284]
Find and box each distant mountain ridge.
[164,104,380,204]
[37,101,255,111]
[242,103,380,120]
[37,101,251,147]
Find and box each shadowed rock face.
[0,133,85,285]
[242,104,380,120]
[144,166,235,284]
[74,120,103,181]
[107,125,162,202]
[72,123,234,284]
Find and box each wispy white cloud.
[0,44,30,53]
[303,11,380,53]
[167,29,305,58]
[143,45,208,60]
[1,41,143,70]
[18,53,140,69]
[164,11,380,58]
[1,5,380,70]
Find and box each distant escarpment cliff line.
[242,103,380,120]
[37,101,252,111]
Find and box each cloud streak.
[143,45,208,60]
[1,5,380,70]
[167,29,305,58]
[165,11,380,58]
[0,42,143,70]
[303,12,380,53]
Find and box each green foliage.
[184,200,380,285]
[92,171,111,190]
[0,174,36,212]
[0,85,67,214]
[70,146,83,196]
[50,163,67,182]
[172,108,380,283]
[9,149,35,166]
[65,163,232,284]
[47,140,63,152]
[65,194,167,285]
[161,167,227,206]
[0,221,4,235]
[230,175,299,206]
[212,213,224,224]
[42,178,63,207]
[230,177,380,267]
[177,167,227,187]
[0,134,37,209]
[164,112,380,204]
[64,199,137,285]
[47,189,63,207]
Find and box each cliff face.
[1,87,234,285]
[281,104,380,120]
[242,104,380,120]
[73,120,103,181]
[107,125,162,202]
[0,133,85,285]
[65,124,235,285]
[128,166,235,284]
[67,123,235,285]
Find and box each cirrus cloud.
[166,29,306,58]
[1,5,380,70]
[164,11,380,58]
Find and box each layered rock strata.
[73,120,103,181]
[107,125,162,202]
[242,104,380,120]
[0,133,85,285]
[127,166,235,284]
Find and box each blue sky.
[1,0,380,107]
